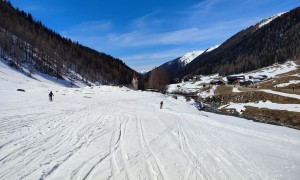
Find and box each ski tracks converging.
[1,86,300,180]
[99,108,133,180]
[136,114,169,180]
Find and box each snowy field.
[1,60,300,180]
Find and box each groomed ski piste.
[1,59,300,180]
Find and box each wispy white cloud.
[107,28,209,47]
[107,17,257,48]
[60,21,111,37]
[56,0,271,71]
[178,0,220,16]
[133,9,163,28]
[60,17,259,55]
[191,0,220,14]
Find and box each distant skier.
[160,101,163,109]
[49,91,54,101]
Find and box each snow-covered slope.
[1,60,300,180]
[179,50,204,66]
[258,12,285,28]
[156,47,220,78]
[233,60,298,82]
[152,44,221,78]
[205,45,220,53]
[156,50,204,77]
[0,58,87,89]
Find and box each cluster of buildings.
[181,74,269,87]
[227,75,268,86]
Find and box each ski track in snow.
[1,87,300,180]
[1,61,300,179]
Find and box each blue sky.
[9,0,300,71]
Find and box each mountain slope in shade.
[0,1,135,85]
[179,6,300,78]
[152,44,221,78]
[258,12,285,28]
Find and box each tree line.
[179,6,300,78]
[0,1,134,85]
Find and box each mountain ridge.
[150,6,300,81]
[0,1,135,85]
[179,6,300,78]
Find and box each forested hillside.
[0,1,134,85]
[179,6,300,77]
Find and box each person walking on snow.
[49,91,54,101]
[160,101,163,109]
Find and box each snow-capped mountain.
[257,12,285,28]
[151,45,221,78]
[180,7,300,78]
[205,45,220,53]
[151,50,205,78]
[138,68,152,75]
[179,50,204,66]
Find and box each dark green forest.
[178,6,300,78]
[0,1,135,85]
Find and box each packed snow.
[1,59,300,180]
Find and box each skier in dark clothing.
[49,91,54,101]
[160,101,163,109]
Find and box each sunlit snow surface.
[258,12,285,28]
[220,101,300,114]
[1,59,300,180]
[276,80,300,88]
[179,50,204,66]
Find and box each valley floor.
[1,60,300,180]
[1,86,300,180]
